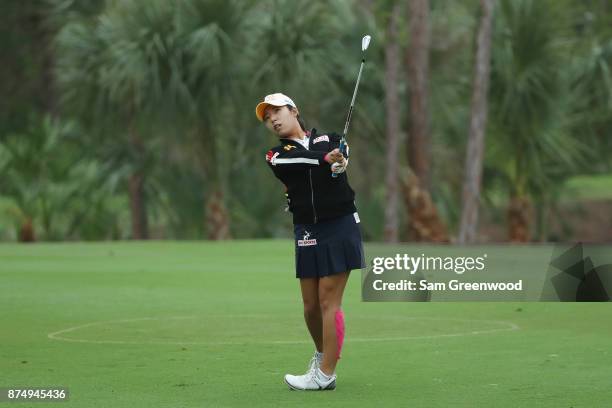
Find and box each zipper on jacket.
[309,168,318,224]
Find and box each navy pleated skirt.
[294,212,365,279]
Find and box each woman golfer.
[256,93,365,391]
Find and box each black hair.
[287,105,307,131]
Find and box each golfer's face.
[263,105,295,136]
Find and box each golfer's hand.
[331,157,349,174]
[325,148,345,164]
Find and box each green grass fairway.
[2,241,612,407]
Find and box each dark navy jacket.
[265,129,356,225]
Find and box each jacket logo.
[298,230,317,247]
[313,135,329,144]
[266,151,280,163]
[284,145,296,151]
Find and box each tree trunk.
[128,126,148,240]
[383,1,402,243]
[40,23,58,117]
[206,188,231,240]
[31,6,58,117]
[534,194,550,242]
[508,194,530,242]
[401,169,449,242]
[458,0,495,244]
[129,173,148,239]
[197,126,231,240]
[19,217,36,243]
[406,0,431,190]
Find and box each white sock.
[315,351,323,363]
[317,368,333,380]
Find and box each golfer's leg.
[318,271,350,375]
[300,277,323,352]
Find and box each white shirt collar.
[295,135,309,150]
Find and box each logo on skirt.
[298,230,317,246]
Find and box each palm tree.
[0,115,122,241]
[572,38,612,170]
[487,0,586,241]
[55,0,181,239]
[168,0,261,240]
[248,0,350,115]
[57,0,251,240]
[0,118,70,241]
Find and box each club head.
[361,35,371,52]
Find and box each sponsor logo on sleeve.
[266,150,281,164]
[313,135,330,144]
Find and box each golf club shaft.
[332,60,364,178]
[332,35,370,178]
[342,60,365,139]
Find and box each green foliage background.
[1,0,611,241]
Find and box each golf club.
[332,34,371,178]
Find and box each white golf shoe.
[284,366,337,391]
